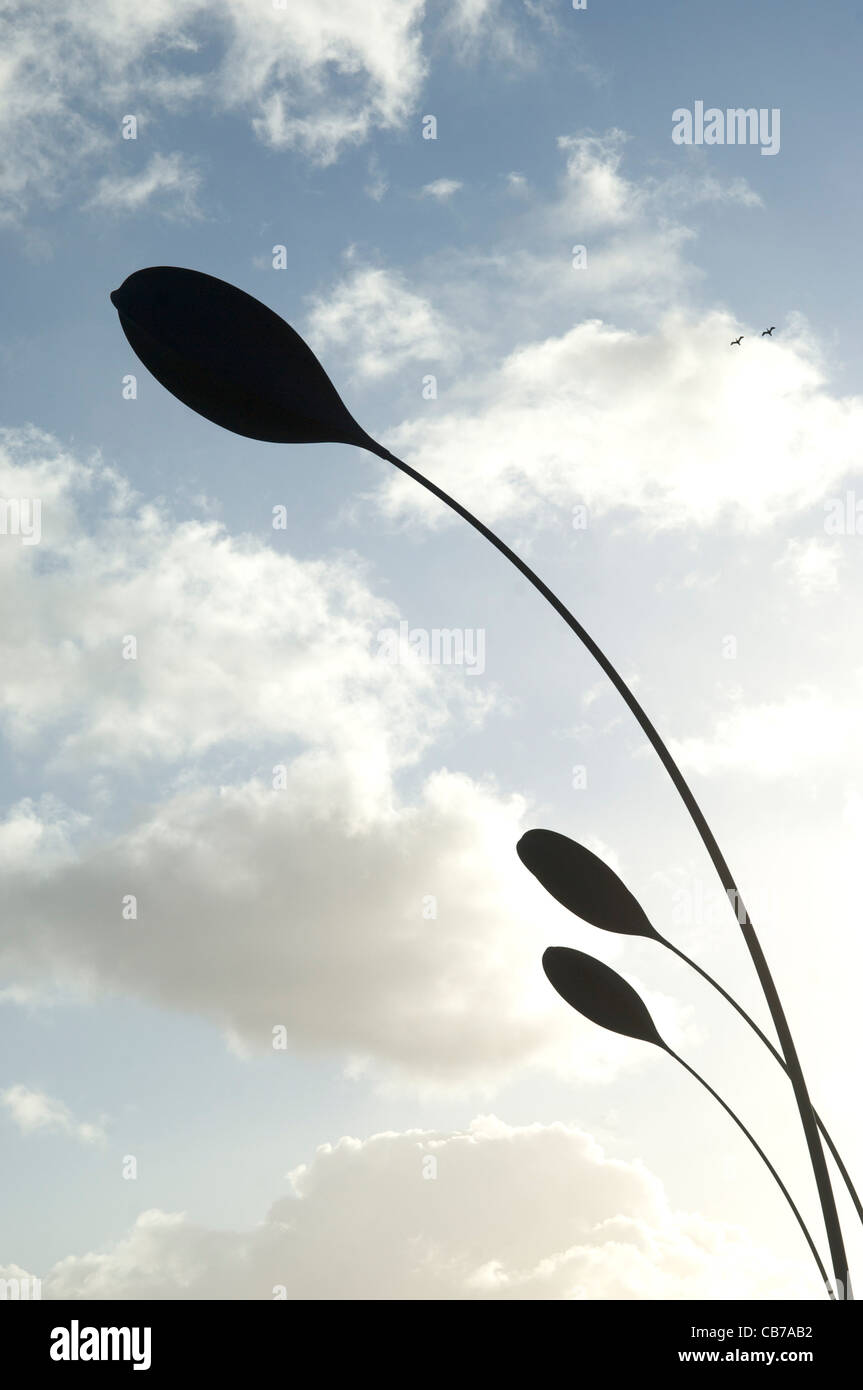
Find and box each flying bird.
[730,336,743,346]
[762,326,776,336]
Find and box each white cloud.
[444,0,511,58]
[443,0,531,65]
[555,130,637,231]
[505,170,529,195]
[373,309,863,533]
[669,688,863,779]
[554,130,762,229]
[0,766,691,1087]
[668,171,763,209]
[775,537,842,596]
[364,153,388,202]
[243,0,425,162]
[85,152,203,219]
[373,131,765,367]
[33,1116,814,1298]
[1,1085,105,1145]
[306,267,454,381]
[308,133,846,538]
[0,0,426,220]
[446,0,500,41]
[421,178,464,201]
[0,427,696,1086]
[0,426,464,774]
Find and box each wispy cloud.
[85,152,203,219]
[421,178,464,202]
[1,1085,106,1145]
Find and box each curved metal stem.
[660,936,863,1231]
[667,1048,834,1298]
[373,441,851,1299]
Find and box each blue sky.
[1,0,862,1299]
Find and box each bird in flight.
[731,336,743,347]
[761,326,776,337]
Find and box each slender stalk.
[660,936,863,1230]
[667,1048,834,1299]
[373,441,852,1299]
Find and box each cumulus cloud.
[1,1085,105,1145]
[306,267,453,381]
[0,765,694,1087]
[0,426,464,774]
[373,310,863,533]
[0,427,693,1086]
[0,0,426,220]
[30,1116,813,1299]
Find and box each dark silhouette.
[110,266,852,1299]
[542,946,834,1297]
[730,336,744,346]
[111,267,380,451]
[543,946,661,1044]
[521,827,862,1227]
[762,327,777,336]
[518,828,659,940]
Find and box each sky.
[1,0,862,1300]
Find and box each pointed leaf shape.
[111,267,382,451]
[517,828,658,939]
[543,946,665,1047]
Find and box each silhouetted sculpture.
[110,266,853,1299]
